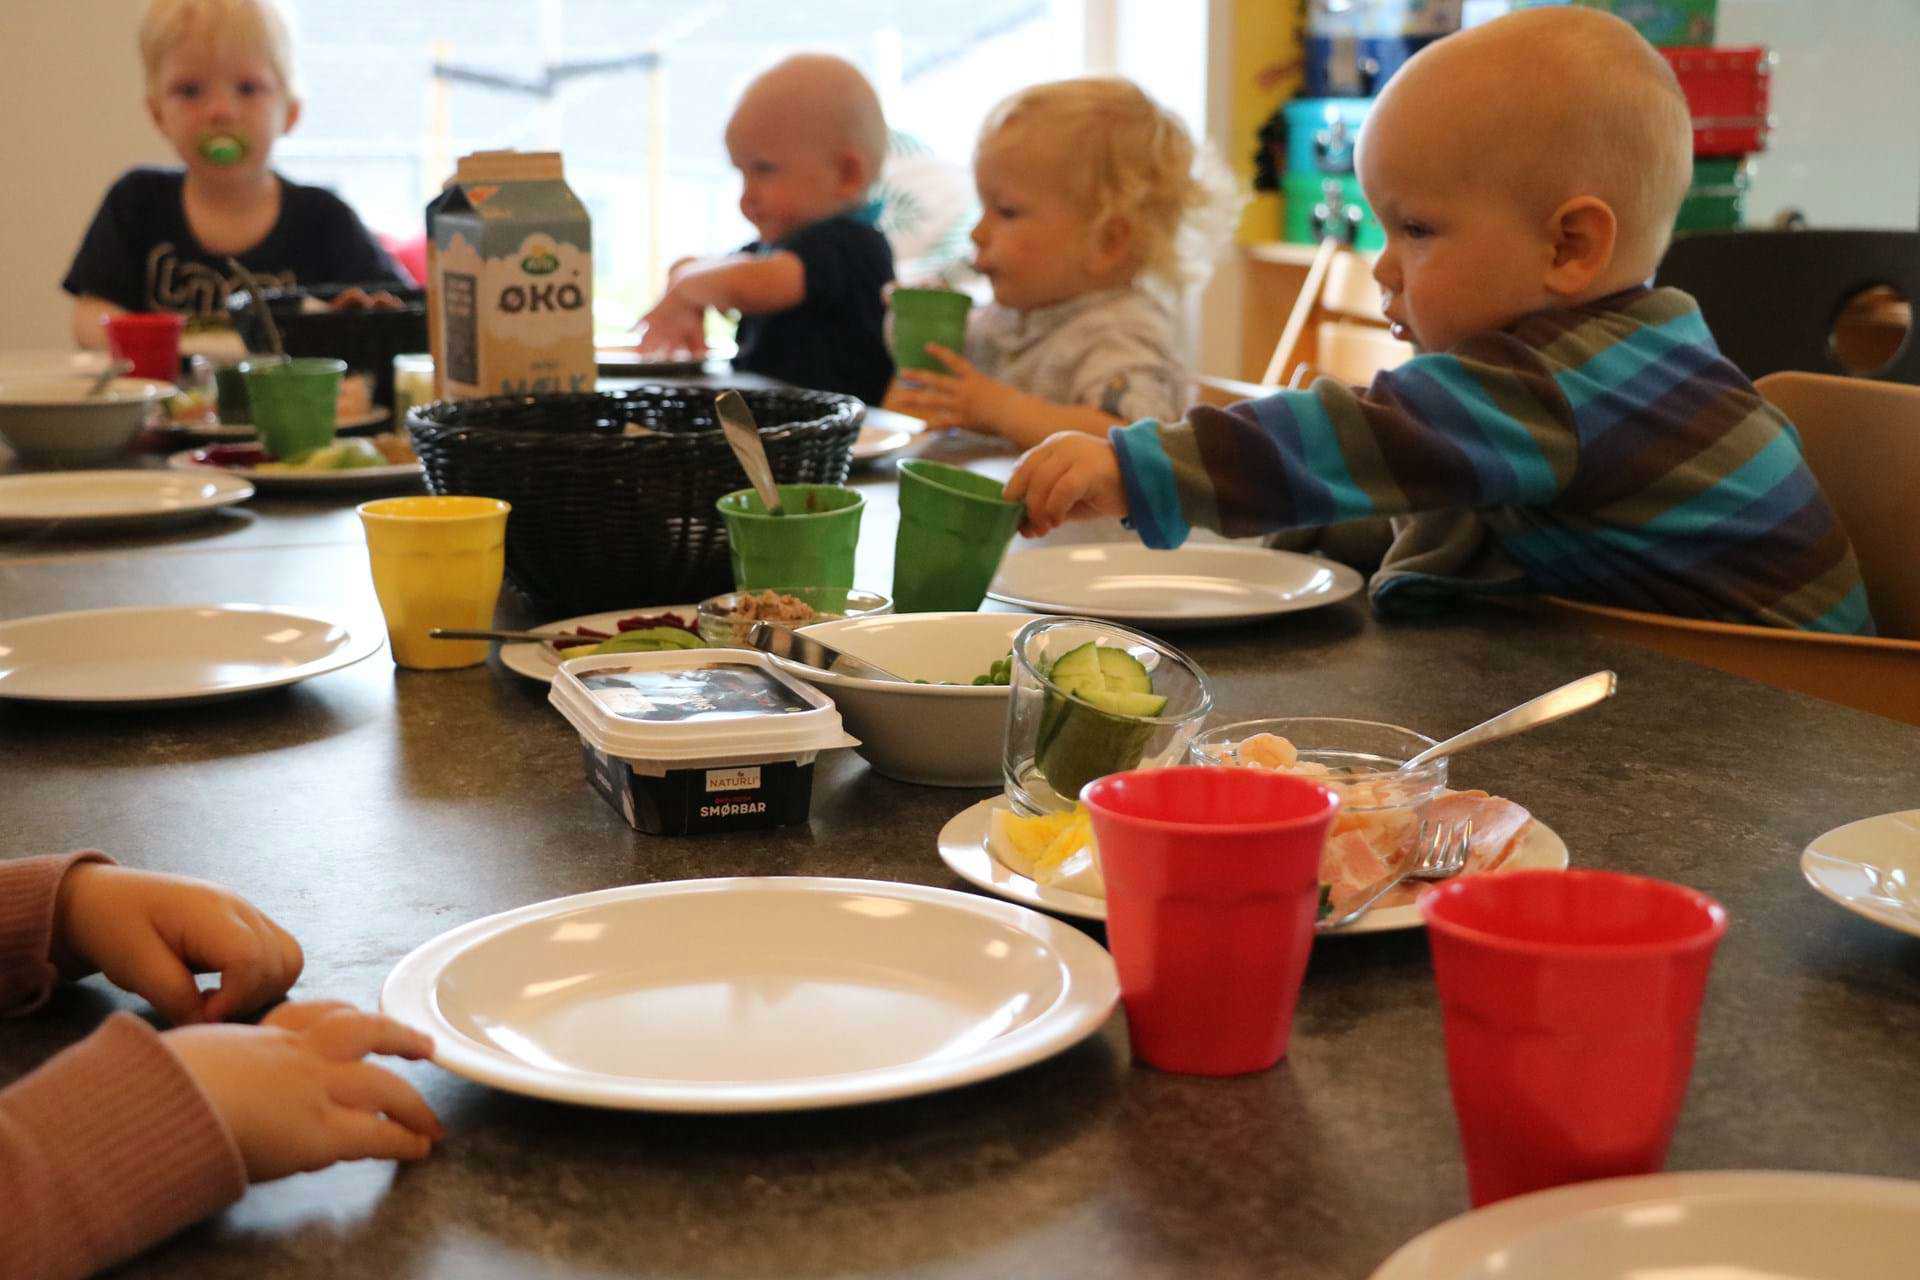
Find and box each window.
[274,0,1131,337]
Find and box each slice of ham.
[1321,789,1535,914]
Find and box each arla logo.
[521,251,560,275]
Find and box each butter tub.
[548,649,857,836]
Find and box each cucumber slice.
[1032,642,1165,799]
[589,627,703,655]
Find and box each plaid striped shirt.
[1114,287,1872,633]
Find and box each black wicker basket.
[407,387,863,613]
[226,283,429,411]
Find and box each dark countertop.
[4,430,1920,1279]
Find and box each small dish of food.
[695,587,891,646]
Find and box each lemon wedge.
[987,807,1078,878]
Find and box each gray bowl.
[0,377,170,464]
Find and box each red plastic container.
[102,311,185,382]
[1660,45,1772,156]
[1081,766,1340,1077]
[1421,869,1728,1207]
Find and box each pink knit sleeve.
[0,853,112,1016]
[0,1012,247,1280]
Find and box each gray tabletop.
[4,420,1919,1279]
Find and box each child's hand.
[1004,432,1130,537]
[885,344,1019,433]
[53,863,303,1025]
[634,294,707,357]
[166,1001,443,1182]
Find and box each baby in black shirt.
[635,54,895,406]
[63,0,403,348]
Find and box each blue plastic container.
[1305,34,1442,97]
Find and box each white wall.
[0,1,171,351]
[1720,0,1920,230]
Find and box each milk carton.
[426,150,594,400]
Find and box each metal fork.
[1316,818,1474,933]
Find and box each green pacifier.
[198,133,248,166]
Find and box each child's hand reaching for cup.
[166,1001,443,1181]
[1003,432,1130,537]
[884,344,1020,432]
[52,863,304,1025]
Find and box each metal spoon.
[1401,670,1618,771]
[85,360,131,398]
[746,621,905,682]
[714,390,783,516]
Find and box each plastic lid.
[549,648,857,764]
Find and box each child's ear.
[833,148,869,199]
[1543,196,1616,298]
[1092,213,1134,277]
[282,96,304,137]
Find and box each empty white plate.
[0,604,378,705]
[1802,810,1920,938]
[987,544,1363,626]
[1370,1171,1920,1279]
[0,470,253,533]
[381,877,1119,1112]
[937,796,1569,935]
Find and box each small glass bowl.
[1189,716,1447,812]
[695,586,891,647]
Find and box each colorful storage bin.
[1283,173,1386,251]
[1282,98,1373,176]
[1510,0,1716,46]
[1660,45,1772,156]
[1673,157,1748,233]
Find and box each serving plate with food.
[167,435,422,491]
[938,716,1567,934]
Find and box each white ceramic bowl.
[782,611,1045,787]
[0,376,170,463]
[0,350,113,379]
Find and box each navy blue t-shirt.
[62,167,405,319]
[731,213,894,406]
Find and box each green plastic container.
[1283,171,1385,251]
[716,485,864,591]
[1674,156,1748,233]
[890,461,1024,614]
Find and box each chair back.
[1757,371,1920,639]
[1261,241,1413,387]
[1656,230,1920,384]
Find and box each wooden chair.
[1539,371,1920,724]
[1655,229,1920,384]
[1260,239,1414,389]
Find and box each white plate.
[1801,810,1920,938]
[165,448,423,492]
[937,796,1569,934]
[1369,1171,1920,1279]
[852,408,923,464]
[170,407,390,440]
[381,877,1119,1112]
[986,544,1364,626]
[498,605,700,682]
[0,469,253,533]
[0,603,378,705]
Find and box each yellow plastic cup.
[357,495,510,670]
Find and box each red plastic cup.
[103,312,185,382]
[1082,766,1341,1076]
[1420,869,1728,1207]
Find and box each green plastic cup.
[717,485,865,590]
[245,357,343,459]
[216,353,289,424]
[891,460,1025,613]
[890,288,972,371]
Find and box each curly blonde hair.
[977,77,1237,290]
[140,0,298,96]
